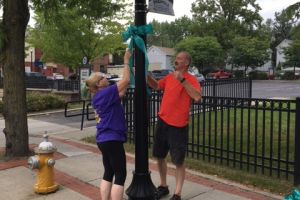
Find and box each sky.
[147,0,300,23]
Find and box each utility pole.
[126,0,156,199]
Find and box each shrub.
[282,71,296,80]
[233,70,245,78]
[0,93,65,114]
[248,71,268,80]
[26,92,65,112]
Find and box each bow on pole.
[122,24,153,87]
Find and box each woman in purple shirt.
[85,50,131,200]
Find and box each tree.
[191,0,262,50]
[147,16,193,48]
[28,5,130,70]
[175,36,224,73]
[0,0,124,157]
[282,39,300,78]
[1,0,30,157]
[269,1,300,69]
[229,36,270,73]
[285,2,300,19]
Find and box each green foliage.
[31,0,125,21]
[233,70,245,78]
[291,25,300,40]
[148,17,193,48]
[191,0,262,50]
[0,93,64,114]
[229,36,270,72]
[175,36,224,69]
[248,71,268,80]
[26,92,65,112]
[28,0,131,70]
[283,40,300,68]
[285,2,300,19]
[281,71,297,80]
[270,8,300,68]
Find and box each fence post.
[213,79,216,97]
[248,78,252,98]
[294,97,300,185]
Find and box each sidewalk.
[0,117,283,200]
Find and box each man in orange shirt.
[147,51,202,200]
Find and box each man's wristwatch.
[180,78,186,83]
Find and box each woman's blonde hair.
[85,72,104,89]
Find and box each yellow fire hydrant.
[28,133,59,194]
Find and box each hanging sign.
[148,0,175,16]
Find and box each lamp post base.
[126,171,156,200]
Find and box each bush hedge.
[233,70,245,78]
[281,71,298,80]
[0,92,65,113]
[248,71,268,80]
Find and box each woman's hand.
[124,49,131,64]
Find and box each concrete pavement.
[0,115,283,200]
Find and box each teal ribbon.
[122,24,153,88]
[285,189,300,200]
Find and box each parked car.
[151,69,174,80]
[46,73,64,80]
[25,72,46,80]
[207,70,233,79]
[25,72,45,78]
[188,67,205,84]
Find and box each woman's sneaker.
[155,186,169,199]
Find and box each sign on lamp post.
[79,56,91,100]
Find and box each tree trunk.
[2,0,30,157]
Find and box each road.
[252,80,300,99]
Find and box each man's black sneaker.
[155,186,169,199]
[169,194,181,200]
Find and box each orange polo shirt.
[158,72,201,127]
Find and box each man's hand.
[173,71,184,81]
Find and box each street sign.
[82,56,88,65]
[148,0,174,16]
[79,68,90,100]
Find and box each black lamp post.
[126,0,156,199]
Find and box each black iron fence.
[202,78,252,98]
[64,78,300,184]
[121,91,299,185]
[0,76,79,91]
[24,78,79,91]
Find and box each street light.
[125,0,156,199]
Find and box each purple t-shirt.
[92,84,127,143]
